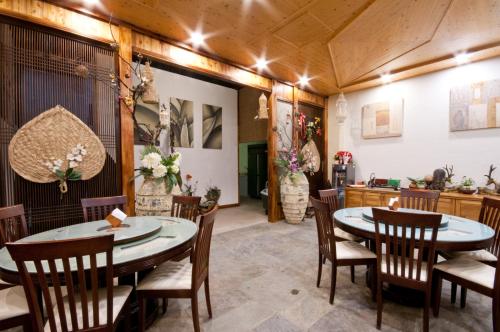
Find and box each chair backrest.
[372,208,441,288]
[479,197,500,257]
[318,189,339,213]
[399,188,440,212]
[311,197,336,261]
[171,195,201,222]
[192,206,217,289]
[0,204,28,247]
[6,235,115,332]
[81,196,128,222]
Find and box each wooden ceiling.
[58,0,500,95]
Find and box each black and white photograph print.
[202,104,222,149]
[170,97,194,148]
[134,98,160,145]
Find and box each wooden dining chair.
[0,204,31,331]
[441,196,500,307]
[137,206,218,332]
[81,195,128,222]
[399,188,440,212]
[6,234,132,332]
[319,189,363,283]
[311,198,377,304]
[171,195,202,222]
[0,204,29,290]
[372,208,441,332]
[433,256,500,331]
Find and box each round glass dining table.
[334,207,495,251]
[0,216,198,284]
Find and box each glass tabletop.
[0,216,197,274]
[334,207,495,243]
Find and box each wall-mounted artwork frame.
[361,98,404,139]
[170,97,194,148]
[202,104,222,149]
[134,98,160,145]
[450,79,500,132]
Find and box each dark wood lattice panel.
[0,17,121,234]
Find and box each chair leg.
[376,279,383,330]
[138,294,145,332]
[191,293,200,332]
[350,265,355,283]
[22,317,33,332]
[460,286,467,308]
[451,282,457,304]
[423,292,430,332]
[329,263,337,304]
[322,256,326,264]
[205,276,213,318]
[493,296,499,332]
[162,298,168,314]
[370,265,376,302]
[432,273,442,317]
[317,252,323,288]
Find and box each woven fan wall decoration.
[8,105,106,195]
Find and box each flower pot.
[280,172,309,224]
[135,177,181,216]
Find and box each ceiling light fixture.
[455,52,470,65]
[189,31,205,47]
[256,58,269,70]
[83,0,100,5]
[381,73,392,84]
[298,75,310,86]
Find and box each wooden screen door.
[298,102,327,198]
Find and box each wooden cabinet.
[346,190,363,207]
[365,193,383,206]
[345,187,487,220]
[436,198,454,215]
[455,199,482,221]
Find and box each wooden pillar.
[267,81,280,222]
[118,26,135,215]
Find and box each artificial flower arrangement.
[44,143,87,196]
[182,174,198,196]
[273,124,306,183]
[297,113,321,142]
[136,145,182,191]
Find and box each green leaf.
[55,169,65,178]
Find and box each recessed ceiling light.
[83,0,100,5]
[455,52,470,65]
[381,73,392,84]
[189,32,205,47]
[256,58,268,70]
[298,75,310,86]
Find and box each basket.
[8,105,106,183]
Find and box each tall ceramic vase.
[135,177,181,216]
[280,172,309,224]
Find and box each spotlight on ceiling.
[256,58,269,70]
[381,73,392,84]
[455,52,470,65]
[189,31,205,47]
[83,0,100,5]
[298,75,310,86]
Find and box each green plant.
[205,186,221,203]
[461,177,474,188]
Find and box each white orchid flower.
[69,161,79,168]
[54,159,63,167]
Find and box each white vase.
[135,177,181,216]
[301,140,320,173]
[280,172,309,224]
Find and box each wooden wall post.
[267,81,279,222]
[118,26,135,215]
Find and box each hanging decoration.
[335,92,348,123]
[255,92,268,120]
[8,105,106,196]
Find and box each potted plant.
[199,185,221,213]
[407,177,426,189]
[459,177,476,195]
[135,146,183,215]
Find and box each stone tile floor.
[150,218,494,331]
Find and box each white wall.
[134,68,238,206]
[328,57,500,188]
